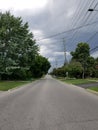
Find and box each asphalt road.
[0,75,98,130]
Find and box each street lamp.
[88,8,98,12]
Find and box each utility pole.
[63,38,67,65]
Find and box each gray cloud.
[7,0,98,69]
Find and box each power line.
[70,0,97,44]
[87,31,98,43]
[90,46,98,53]
[69,0,86,28]
[36,20,98,42]
[35,0,98,46]
[35,0,92,41]
[34,1,83,40]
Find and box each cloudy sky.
[0,0,98,69]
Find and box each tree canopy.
[51,42,98,79]
[71,42,90,63]
[0,11,51,80]
[71,43,93,78]
[30,55,51,78]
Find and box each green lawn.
[60,79,95,85]
[88,87,98,92]
[60,78,98,92]
[0,81,30,91]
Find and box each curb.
[86,89,98,95]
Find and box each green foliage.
[30,55,51,78]
[51,61,83,78]
[94,58,98,78]
[66,61,83,78]
[0,68,32,80]
[71,43,96,78]
[51,67,67,77]
[71,43,90,63]
[0,11,51,80]
[0,11,39,72]
[51,42,98,79]
[11,68,28,80]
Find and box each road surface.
[0,75,98,130]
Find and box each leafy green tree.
[30,55,51,78]
[51,43,97,79]
[66,61,83,78]
[86,56,95,77]
[0,11,39,79]
[71,43,90,78]
[94,58,98,77]
[71,43,90,62]
[50,61,83,78]
[51,67,67,77]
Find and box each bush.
[6,68,32,80]
[66,61,83,78]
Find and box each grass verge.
[60,78,95,85]
[59,78,98,92]
[88,86,98,92]
[0,81,31,91]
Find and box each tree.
[66,61,83,78]
[71,43,90,62]
[30,55,51,78]
[71,43,90,78]
[51,67,67,77]
[86,56,95,77]
[0,11,39,79]
[94,58,98,77]
[50,61,83,78]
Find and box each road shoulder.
[86,89,98,95]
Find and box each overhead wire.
[70,0,96,44]
[35,0,96,44]
[62,0,89,42]
[33,0,98,60]
[34,0,98,42]
[62,0,87,42]
[68,0,91,36]
[85,0,98,52]
[90,46,98,58]
[36,20,98,42]
[34,0,88,41]
[34,0,82,41]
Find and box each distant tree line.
[51,43,98,79]
[0,11,51,80]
